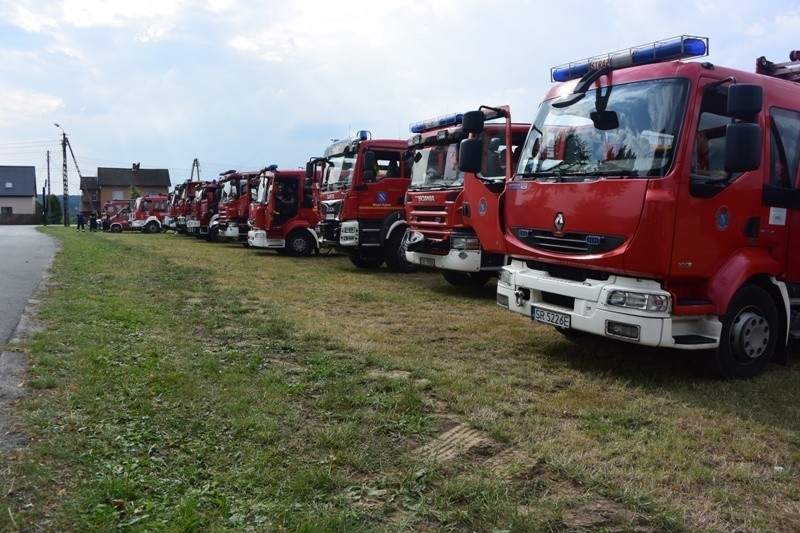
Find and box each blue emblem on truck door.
[377,191,387,204]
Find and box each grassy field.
[1,226,799,531]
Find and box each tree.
[129,186,141,200]
[47,194,62,225]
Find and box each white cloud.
[0,87,62,126]
[61,0,188,29]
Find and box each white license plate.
[420,257,435,267]
[531,306,571,328]
[325,213,336,220]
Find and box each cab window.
[769,108,800,188]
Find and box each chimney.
[132,163,140,172]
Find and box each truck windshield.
[410,143,462,189]
[517,78,689,180]
[220,179,239,202]
[320,154,357,191]
[256,177,269,203]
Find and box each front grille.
[511,227,625,255]
[525,261,611,282]
[541,291,574,309]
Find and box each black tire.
[286,230,315,256]
[109,224,122,233]
[205,226,219,242]
[144,221,160,234]
[708,284,778,379]
[441,270,493,286]
[349,254,384,269]
[384,229,418,273]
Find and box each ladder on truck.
[756,51,800,82]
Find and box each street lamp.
[54,123,69,226]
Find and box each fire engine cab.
[247,166,320,255]
[164,180,204,234]
[311,131,414,271]
[214,170,260,243]
[402,110,528,285]
[129,195,169,233]
[460,35,800,378]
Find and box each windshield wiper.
[592,169,640,177]
[521,160,585,178]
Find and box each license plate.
[420,257,435,267]
[531,306,571,328]
[325,213,336,220]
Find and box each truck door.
[461,133,509,255]
[766,107,800,281]
[671,77,784,299]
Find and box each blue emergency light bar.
[551,35,709,83]
[409,112,464,134]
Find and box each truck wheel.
[441,270,492,286]
[349,254,384,269]
[384,230,418,273]
[708,284,777,379]
[206,226,219,242]
[145,221,160,234]
[286,230,315,256]
[110,224,122,233]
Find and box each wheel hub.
[729,310,770,362]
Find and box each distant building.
[80,163,171,214]
[0,166,40,225]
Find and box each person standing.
[89,211,98,232]
[76,212,86,232]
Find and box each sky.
[1,0,799,196]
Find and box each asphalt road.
[0,225,56,450]
[0,225,57,343]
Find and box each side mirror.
[362,150,376,171]
[461,110,485,135]
[590,110,619,131]
[725,122,761,173]
[362,150,376,182]
[728,83,763,122]
[459,138,483,173]
[305,162,314,178]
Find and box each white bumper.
[406,249,483,272]
[223,223,240,239]
[248,229,284,249]
[497,261,720,350]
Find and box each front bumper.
[497,262,720,350]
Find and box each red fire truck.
[402,110,528,285]
[107,206,132,233]
[312,131,414,271]
[247,166,320,255]
[460,35,800,378]
[100,200,132,231]
[186,180,221,239]
[169,180,206,234]
[213,170,260,243]
[129,195,169,233]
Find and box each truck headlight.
[607,290,671,313]
[450,235,480,250]
[498,268,512,286]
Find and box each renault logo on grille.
[554,212,565,233]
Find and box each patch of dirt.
[412,422,496,462]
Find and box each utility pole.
[43,150,50,225]
[55,123,69,226]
